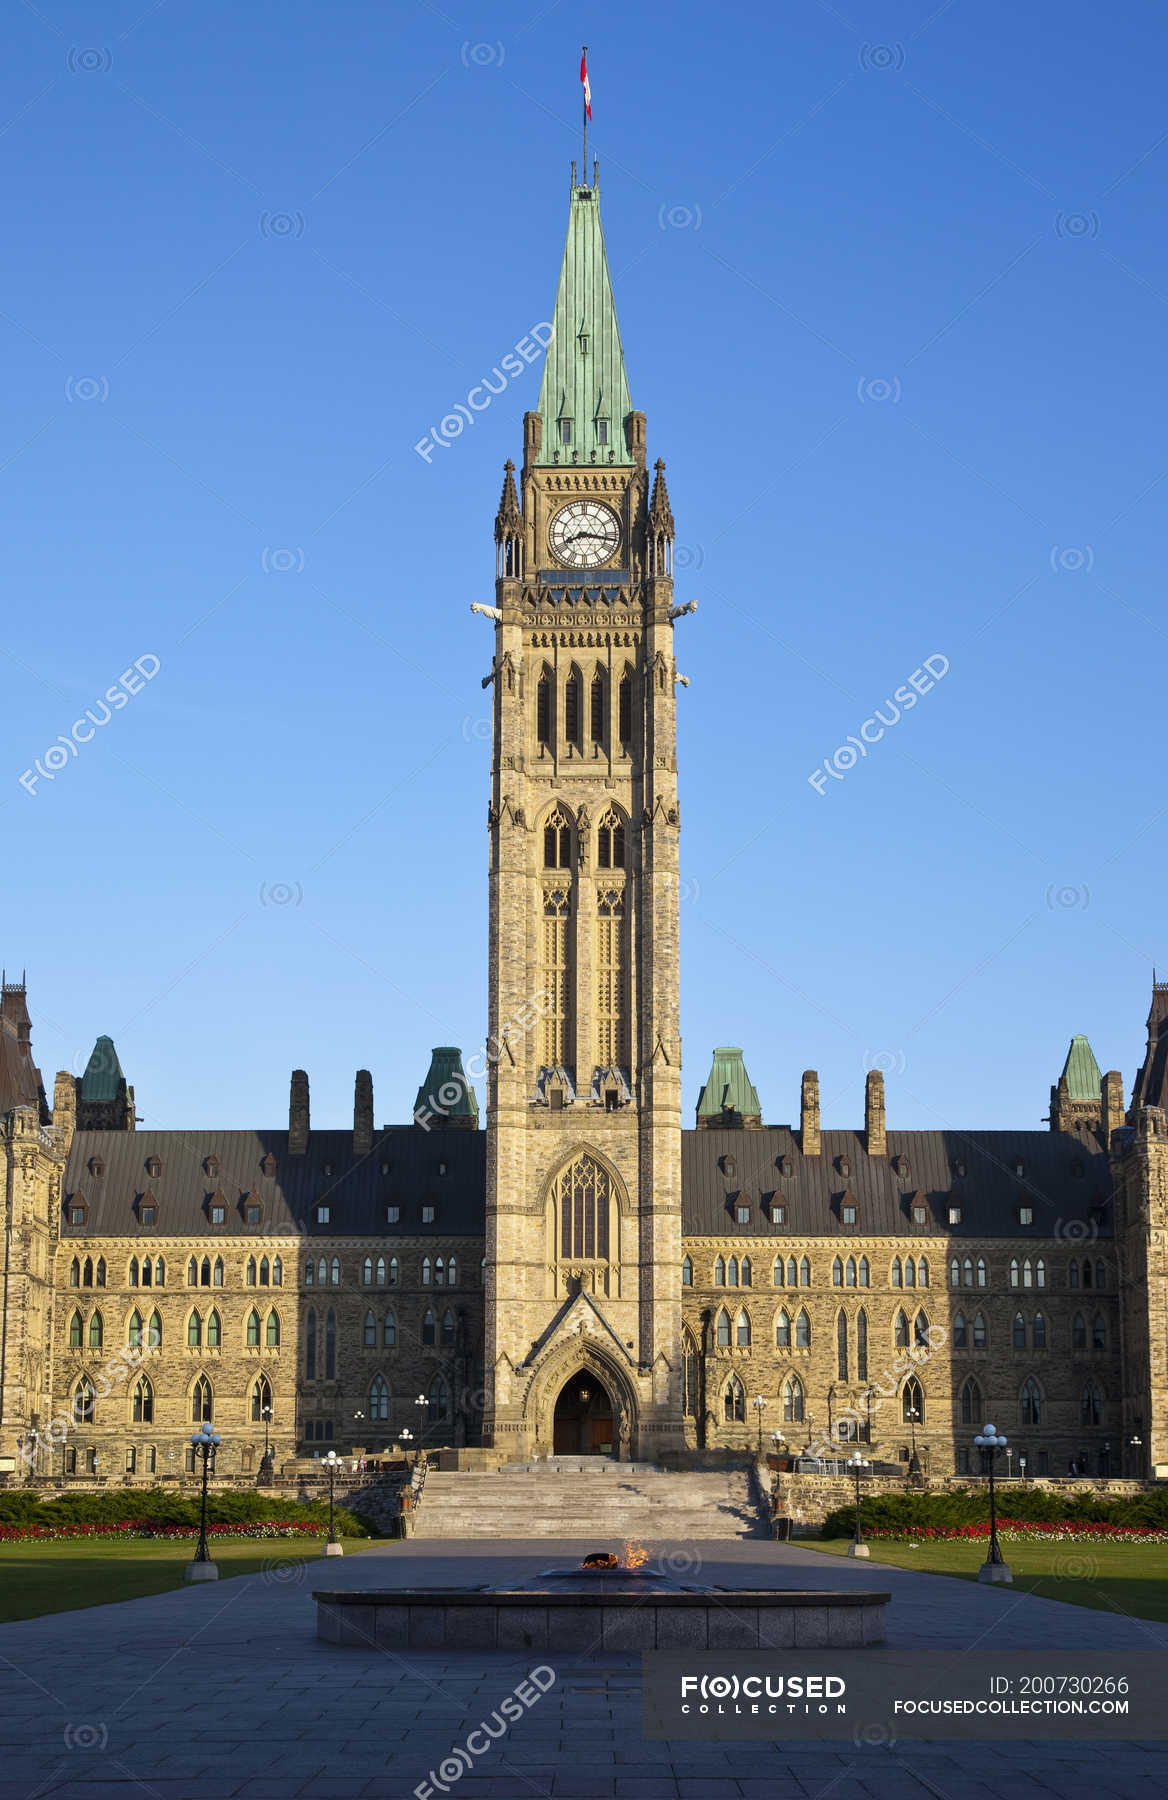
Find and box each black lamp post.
[414,1391,428,1455]
[322,1448,343,1556]
[906,1405,921,1477]
[847,1450,870,1559]
[751,1393,767,1460]
[183,1421,222,1584]
[1130,1433,1144,1479]
[974,1422,1012,1584]
[262,1404,272,1461]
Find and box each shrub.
[0,1490,373,1538]
[821,1486,1168,1540]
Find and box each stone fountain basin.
[314,1576,889,1652]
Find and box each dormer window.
[837,1156,850,1178]
[244,1196,263,1226]
[386,1205,400,1224]
[88,1156,104,1178]
[204,1156,219,1179]
[912,1202,928,1226]
[322,1162,334,1177]
[578,332,588,356]
[438,1162,447,1177]
[68,1200,87,1227]
[421,1204,437,1224]
[719,1155,737,1179]
[146,1156,162,1179]
[948,1205,962,1225]
[842,1203,857,1225]
[139,1195,157,1228]
[777,1156,792,1177]
[1019,1205,1033,1225]
[260,1152,276,1177]
[953,1158,966,1179]
[380,1162,391,1176]
[735,1204,751,1225]
[596,418,608,445]
[1014,1160,1025,1178]
[895,1155,911,1181]
[316,1204,330,1224]
[559,418,572,445]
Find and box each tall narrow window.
[266,1309,280,1347]
[682,1255,693,1287]
[837,1310,848,1380]
[251,1375,271,1423]
[537,668,552,746]
[564,667,581,747]
[960,1376,982,1425]
[856,1308,868,1381]
[683,1332,698,1416]
[542,887,573,1066]
[247,1310,260,1348]
[776,1308,791,1349]
[1020,1377,1042,1427]
[369,1375,390,1421]
[325,1310,336,1379]
[69,1310,83,1348]
[188,1311,202,1349]
[364,1309,377,1347]
[590,674,604,744]
[782,1375,804,1422]
[597,808,626,869]
[596,886,626,1067]
[306,1310,317,1379]
[89,1311,103,1349]
[133,1377,153,1424]
[148,1310,162,1349]
[795,1308,811,1347]
[724,1376,745,1422]
[207,1308,221,1348]
[192,1375,213,1423]
[618,672,632,744]
[902,1376,924,1425]
[383,1310,396,1347]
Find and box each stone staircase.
[411,1459,767,1540]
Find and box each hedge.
[0,1489,373,1537]
[820,1486,1168,1539]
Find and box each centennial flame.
[622,1540,650,1569]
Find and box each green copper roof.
[1061,1034,1103,1100]
[696,1047,762,1122]
[535,182,632,465]
[79,1035,124,1102]
[414,1047,479,1122]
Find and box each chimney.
[800,1071,821,1157]
[865,1070,887,1157]
[1103,1070,1124,1147]
[52,1070,77,1143]
[354,1069,374,1157]
[289,1070,309,1156]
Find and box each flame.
[622,1540,651,1569]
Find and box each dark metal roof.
[62,1128,486,1238]
[0,982,47,1121]
[680,1128,1113,1240]
[61,1121,1113,1243]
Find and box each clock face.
[549,500,621,570]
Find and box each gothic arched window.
[68,1310,82,1348]
[89,1310,103,1349]
[1020,1377,1042,1427]
[1033,1311,1047,1349]
[837,1309,848,1380]
[724,1375,745,1422]
[543,804,571,869]
[683,1332,698,1416]
[918,1257,929,1288]
[537,667,552,746]
[1013,1311,1026,1349]
[564,665,582,747]
[251,1375,271,1423]
[364,1310,376,1347]
[428,1375,451,1422]
[960,1376,982,1425]
[597,807,625,870]
[422,1308,436,1346]
[188,1311,202,1349]
[914,1309,929,1347]
[727,1256,739,1288]
[382,1310,396,1347]
[857,1307,868,1381]
[246,1309,261,1348]
[775,1307,791,1349]
[735,1308,751,1347]
[741,1256,752,1287]
[1080,1381,1101,1426]
[590,672,605,744]
[832,1257,843,1287]
[369,1375,390,1421]
[554,1154,612,1261]
[325,1309,336,1378]
[858,1257,870,1288]
[1072,1311,1086,1348]
[795,1308,811,1348]
[266,1309,280,1348]
[133,1377,153,1424]
[246,1257,257,1287]
[894,1309,909,1348]
[1092,1313,1106,1350]
[682,1255,693,1287]
[782,1375,804,1422]
[716,1307,731,1348]
[306,1310,316,1378]
[73,1377,95,1425]
[902,1376,924,1424]
[845,1257,857,1287]
[618,670,632,744]
[891,1257,902,1288]
[207,1309,221,1348]
[800,1257,810,1287]
[973,1311,987,1348]
[192,1375,213,1423]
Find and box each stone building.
[1,171,1166,1485]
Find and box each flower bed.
[867,1519,1168,1545]
[0,1519,328,1543]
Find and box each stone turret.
[695,1047,762,1130]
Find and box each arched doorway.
[553,1371,615,1455]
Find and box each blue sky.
[3,0,1165,1132]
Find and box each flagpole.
[582,44,588,186]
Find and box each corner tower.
[481,171,687,1458]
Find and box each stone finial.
[800,1071,821,1157]
[354,1069,374,1157]
[865,1069,887,1157]
[1103,1070,1124,1147]
[289,1069,310,1156]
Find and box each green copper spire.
[535,180,632,465]
[414,1047,479,1129]
[80,1035,125,1103]
[1060,1034,1103,1101]
[696,1047,763,1129]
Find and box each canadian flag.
[580,49,592,119]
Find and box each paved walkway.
[0,1537,1164,1799]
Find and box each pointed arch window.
[618,671,632,744]
[597,807,625,869]
[1072,1311,1087,1349]
[69,1309,83,1348]
[325,1309,336,1378]
[1022,1258,1033,1289]
[83,1256,93,1287]
[683,1331,699,1416]
[950,1257,960,1287]
[192,1375,213,1423]
[207,1308,221,1348]
[973,1311,987,1349]
[318,1257,327,1285]
[1009,1259,1020,1289]
[132,1377,153,1424]
[1036,1258,1046,1289]
[362,1257,373,1286]
[837,1309,848,1380]
[795,1308,811,1348]
[388,1256,399,1286]
[960,1376,982,1425]
[682,1255,693,1287]
[247,1309,261,1348]
[422,1257,432,1287]
[976,1258,987,1287]
[564,666,582,747]
[543,803,571,868]
[845,1257,856,1287]
[953,1311,967,1348]
[89,1310,103,1349]
[741,1255,752,1287]
[272,1256,282,1287]
[259,1256,270,1286]
[857,1307,868,1381]
[724,1374,745,1422]
[251,1375,271,1423]
[858,1256,870,1288]
[962,1257,974,1287]
[383,1310,396,1348]
[716,1307,731,1348]
[305,1259,314,1286]
[128,1309,143,1348]
[375,1256,386,1284]
[422,1308,436,1347]
[787,1256,798,1287]
[428,1375,451,1422]
[782,1375,804,1422]
[894,1309,909,1348]
[799,1257,810,1287]
[1092,1313,1106,1350]
[129,1257,139,1288]
[735,1308,751,1347]
[69,1257,80,1287]
[902,1376,924,1424]
[1080,1381,1101,1427]
[148,1310,162,1350]
[914,1309,929,1347]
[96,1258,106,1287]
[247,1257,257,1287]
[727,1256,739,1288]
[832,1257,843,1287]
[1070,1258,1080,1289]
[590,672,605,744]
[306,1310,316,1378]
[891,1258,902,1287]
[714,1255,725,1285]
[329,1258,340,1287]
[905,1256,916,1288]
[441,1308,456,1347]
[1020,1377,1042,1427]
[266,1309,280,1348]
[1013,1312,1026,1349]
[188,1311,202,1349]
[775,1307,792,1349]
[772,1257,784,1286]
[918,1257,929,1288]
[537,668,552,747]
[555,1154,612,1261]
[369,1375,390,1421]
[364,1309,377,1347]
[1033,1311,1047,1349]
[73,1377,95,1424]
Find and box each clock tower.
[478,169,689,1459]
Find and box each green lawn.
[0,1536,384,1624]
[807,1535,1168,1623]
